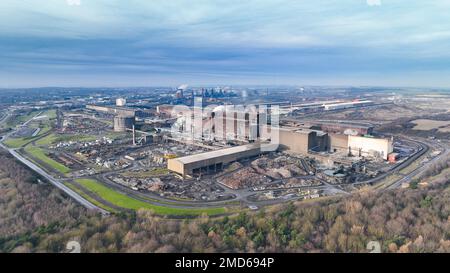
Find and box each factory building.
[156,104,176,116]
[282,100,341,114]
[327,133,393,160]
[323,100,374,111]
[347,135,393,160]
[277,100,374,115]
[211,110,264,142]
[113,115,135,132]
[87,104,136,116]
[167,143,263,177]
[263,127,329,154]
[86,104,152,118]
[171,106,268,143]
[328,134,349,152]
[309,121,374,136]
[269,125,392,160]
[277,128,318,154]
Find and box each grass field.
[35,134,58,146]
[75,178,227,216]
[105,132,128,140]
[4,138,33,148]
[24,146,71,174]
[45,109,57,119]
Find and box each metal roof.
[172,143,261,164]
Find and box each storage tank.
[113,115,134,132]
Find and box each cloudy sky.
[1,0,450,88]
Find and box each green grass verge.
[105,132,128,140]
[4,138,32,148]
[75,178,226,216]
[35,134,58,146]
[24,146,71,174]
[64,182,118,213]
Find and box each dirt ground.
[411,119,450,132]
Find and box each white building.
[323,100,373,111]
[116,98,126,107]
[348,135,393,160]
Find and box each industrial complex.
[2,85,445,217]
[84,97,396,182]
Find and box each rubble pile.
[218,167,271,189]
[251,155,308,179]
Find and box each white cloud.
[367,0,381,6]
[66,0,81,6]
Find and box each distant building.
[86,104,135,116]
[86,104,152,118]
[323,100,374,111]
[309,121,374,136]
[116,98,126,107]
[156,104,175,116]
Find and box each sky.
[1,0,450,88]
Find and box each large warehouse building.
[167,143,263,177]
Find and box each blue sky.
[1,0,450,88]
